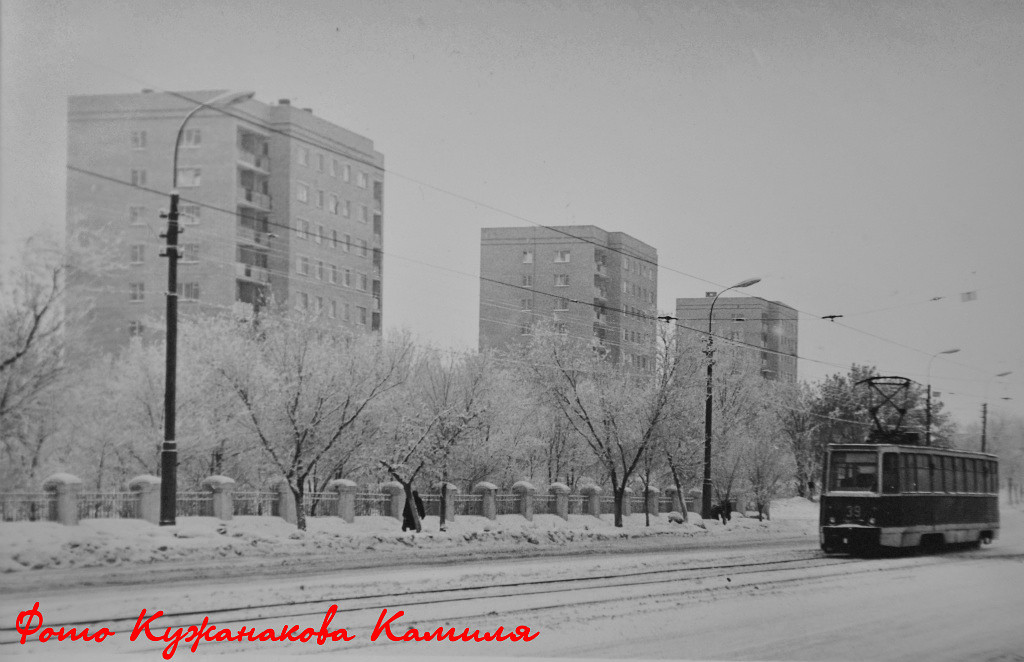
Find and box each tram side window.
[952,457,963,493]
[965,459,977,492]
[942,456,954,493]
[829,452,878,491]
[916,454,932,492]
[881,453,900,493]
[902,454,918,492]
[980,462,990,494]
[991,461,999,494]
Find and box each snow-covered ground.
[0,498,819,585]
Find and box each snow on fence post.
[645,486,660,516]
[328,479,358,523]
[42,473,82,526]
[436,482,458,522]
[381,482,405,520]
[128,475,161,524]
[580,484,601,517]
[548,482,570,520]
[512,481,536,521]
[473,482,498,520]
[664,486,683,513]
[202,476,236,521]
[271,479,296,524]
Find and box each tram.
[819,377,999,554]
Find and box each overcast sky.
[2,0,1022,430]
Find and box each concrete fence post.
[436,482,459,522]
[645,486,661,516]
[549,482,570,520]
[473,482,498,520]
[272,478,297,524]
[512,481,537,521]
[128,475,161,524]
[42,473,82,526]
[381,482,405,520]
[328,479,358,523]
[622,486,634,517]
[580,484,601,517]
[664,486,683,512]
[202,475,236,521]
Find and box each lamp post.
[702,277,761,519]
[981,371,1012,453]
[925,348,959,446]
[160,90,254,526]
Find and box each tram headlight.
[828,516,836,524]
[868,517,876,525]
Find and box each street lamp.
[702,277,761,519]
[160,90,254,526]
[925,348,959,446]
[981,371,1012,453]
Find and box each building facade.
[674,295,798,382]
[479,225,658,367]
[67,90,384,354]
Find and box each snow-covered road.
[3,507,1023,661]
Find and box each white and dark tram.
[819,377,999,554]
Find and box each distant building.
[674,295,798,382]
[479,225,658,367]
[66,90,384,354]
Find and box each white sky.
[2,0,1022,429]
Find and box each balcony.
[595,311,607,325]
[236,226,273,248]
[237,186,271,210]
[594,287,608,301]
[235,262,271,283]
[372,297,380,312]
[373,265,381,279]
[237,150,270,172]
[595,263,607,277]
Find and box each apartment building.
[66,90,384,354]
[674,295,798,382]
[479,225,658,367]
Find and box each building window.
[329,300,337,319]
[520,324,530,335]
[182,129,201,147]
[181,243,199,262]
[179,204,200,225]
[130,131,147,149]
[329,194,339,214]
[522,274,533,287]
[128,320,144,337]
[330,264,338,284]
[358,239,368,257]
[298,147,309,166]
[129,206,147,225]
[130,244,145,264]
[296,218,310,239]
[297,292,309,310]
[341,164,351,182]
[177,282,200,300]
[315,296,324,313]
[316,154,324,172]
[358,273,368,291]
[555,297,569,310]
[344,268,351,287]
[316,190,325,209]
[344,302,351,321]
[360,204,369,222]
[554,274,569,287]
[315,224,323,244]
[357,171,368,188]
[330,159,339,176]
[523,251,533,264]
[129,282,145,301]
[343,234,351,252]
[358,306,367,324]
[297,256,310,276]
[131,170,147,187]
[296,182,309,203]
[554,250,571,263]
[342,200,351,218]
[176,168,201,187]
[332,229,339,248]
[316,261,324,280]
[520,298,530,310]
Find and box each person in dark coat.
[401,490,426,532]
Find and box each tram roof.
[825,443,999,459]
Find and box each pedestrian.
[401,489,426,532]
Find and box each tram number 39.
[845,505,862,518]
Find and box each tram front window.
[829,452,879,492]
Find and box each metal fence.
[175,491,213,517]
[630,495,647,513]
[495,494,518,516]
[599,495,616,515]
[533,494,557,515]
[354,492,390,517]
[78,491,138,520]
[301,492,338,517]
[453,494,484,517]
[1,493,56,522]
[233,491,278,516]
[568,494,585,515]
[658,495,674,512]
[420,493,441,517]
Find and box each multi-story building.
[66,90,384,354]
[479,225,658,367]
[674,295,798,382]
